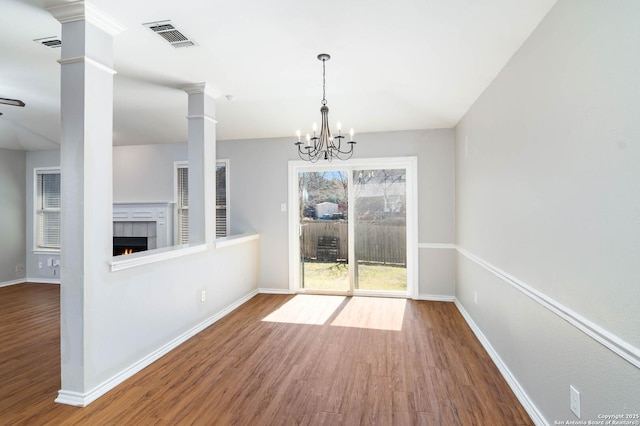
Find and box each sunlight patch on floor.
[262,295,346,325]
[262,295,407,330]
[330,297,406,331]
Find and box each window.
[216,161,229,238]
[35,169,61,250]
[176,163,189,244]
[175,160,228,245]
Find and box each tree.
[298,171,347,219]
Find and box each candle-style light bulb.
[337,121,342,134]
[312,122,317,135]
[296,130,301,142]
[306,133,311,146]
[349,128,354,142]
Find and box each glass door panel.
[353,169,407,292]
[299,171,350,292]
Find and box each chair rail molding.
[456,247,640,370]
[418,243,456,249]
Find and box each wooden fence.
[300,221,406,265]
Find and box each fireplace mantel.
[113,202,175,250]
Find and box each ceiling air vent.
[143,20,196,48]
[34,36,62,49]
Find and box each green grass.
[302,261,407,292]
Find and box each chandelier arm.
[332,140,356,155]
[297,140,322,161]
[297,146,322,162]
[335,147,355,160]
[331,135,342,152]
[296,143,310,161]
[313,136,324,157]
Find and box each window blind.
[176,161,228,243]
[176,166,189,244]
[216,163,227,238]
[36,171,61,249]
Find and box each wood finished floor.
[0,284,532,425]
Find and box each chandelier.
[295,53,356,162]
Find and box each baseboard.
[0,278,26,288]
[54,390,85,407]
[257,289,455,301]
[55,288,260,407]
[258,287,293,294]
[351,289,408,298]
[1,278,61,288]
[26,278,60,284]
[454,299,547,426]
[416,293,455,302]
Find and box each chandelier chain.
[322,58,327,106]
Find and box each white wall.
[78,235,260,399]
[25,150,60,282]
[455,0,640,422]
[0,148,26,285]
[218,129,456,297]
[113,143,187,202]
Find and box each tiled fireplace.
[113,203,174,256]
[112,223,155,256]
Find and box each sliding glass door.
[289,157,417,298]
[299,171,349,292]
[353,169,407,292]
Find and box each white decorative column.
[48,1,123,405]
[183,83,217,245]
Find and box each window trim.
[33,167,61,253]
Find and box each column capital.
[182,82,218,98]
[47,1,125,36]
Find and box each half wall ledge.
[109,243,208,272]
[215,233,260,248]
[108,233,260,272]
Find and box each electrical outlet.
[39,262,43,269]
[570,385,580,418]
[201,290,206,302]
[280,203,287,212]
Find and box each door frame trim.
[287,156,419,299]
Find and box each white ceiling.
[0,0,556,151]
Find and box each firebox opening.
[113,237,148,256]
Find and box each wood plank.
[0,285,533,425]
